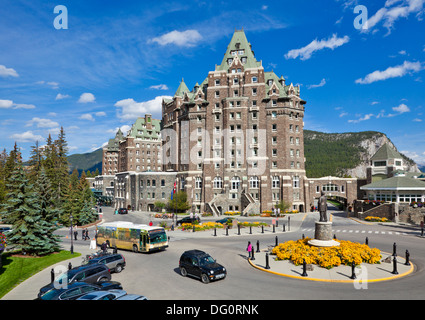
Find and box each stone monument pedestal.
[308,221,340,247]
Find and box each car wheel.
[201,273,210,284]
[98,277,108,282]
[115,264,123,273]
[180,267,187,277]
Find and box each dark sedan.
[37,281,122,300]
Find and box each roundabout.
[248,249,415,283]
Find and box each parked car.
[37,281,122,300]
[215,217,233,224]
[77,289,127,300]
[38,264,111,297]
[118,208,128,214]
[179,250,226,284]
[87,253,126,273]
[116,294,148,300]
[176,216,200,226]
[0,226,11,234]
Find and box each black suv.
[176,216,200,226]
[179,250,226,284]
[118,208,128,214]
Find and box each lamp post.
[70,213,74,255]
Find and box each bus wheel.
[132,244,138,253]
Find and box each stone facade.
[162,30,307,214]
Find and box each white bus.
[96,221,168,253]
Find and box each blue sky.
[0,0,424,166]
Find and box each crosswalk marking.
[300,228,408,236]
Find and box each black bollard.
[275,236,278,247]
[265,253,270,269]
[261,225,264,234]
[213,227,217,237]
[68,262,72,270]
[302,234,305,240]
[350,261,356,280]
[226,226,229,236]
[276,220,279,227]
[238,224,240,235]
[365,237,369,245]
[249,225,252,234]
[273,224,275,233]
[421,227,424,237]
[251,247,255,261]
[256,240,260,253]
[301,259,308,277]
[51,268,55,283]
[288,216,291,231]
[333,234,336,240]
[393,242,397,256]
[283,224,286,232]
[405,250,410,266]
[392,255,399,274]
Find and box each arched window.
[249,176,259,189]
[272,176,280,188]
[195,177,202,189]
[213,177,222,189]
[231,176,240,190]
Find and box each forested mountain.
[304,130,417,178]
[67,148,102,175]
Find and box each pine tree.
[54,127,70,205]
[61,169,80,226]
[2,163,53,256]
[34,167,62,252]
[28,140,43,183]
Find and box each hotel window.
[213,177,223,189]
[252,88,257,96]
[215,114,220,121]
[252,112,258,119]
[250,176,259,188]
[236,112,241,119]
[290,149,294,157]
[229,101,234,108]
[293,176,300,188]
[252,100,257,107]
[272,149,277,157]
[296,149,300,157]
[272,176,280,188]
[272,111,277,118]
[215,91,219,98]
[215,79,220,86]
[236,101,241,107]
[195,177,202,189]
[272,100,277,107]
[234,90,238,97]
[272,161,277,168]
[272,124,277,132]
[231,176,240,190]
[296,137,300,145]
[252,76,258,83]
[290,137,294,144]
[234,78,239,85]
[230,112,234,120]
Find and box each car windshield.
[199,255,215,266]
[148,230,167,244]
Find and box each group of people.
[70,227,93,241]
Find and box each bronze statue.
[318,191,327,222]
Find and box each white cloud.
[95,111,106,117]
[392,103,410,113]
[78,92,96,103]
[115,96,172,121]
[348,113,375,123]
[355,61,423,84]
[339,112,348,117]
[107,124,132,136]
[285,34,349,60]
[307,78,326,89]
[413,118,423,122]
[150,30,203,47]
[363,0,425,34]
[26,117,59,128]
[79,113,95,121]
[9,131,44,143]
[55,93,70,100]
[0,65,18,77]
[0,99,36,109]
[149,84,169,90]
[0,99,14,108]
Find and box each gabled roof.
[127,117,162,140]
[216,29,261,71]
[361,175,425,190]
[371,143,402,161]
[105,128,124,151]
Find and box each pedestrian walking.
[74,228,78,241]
[246,241,253,259]
[82,229,85,240]
[101,241,107,253]
[85,228,90,240]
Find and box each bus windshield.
[148,230,167,244]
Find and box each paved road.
[3,205,425,300]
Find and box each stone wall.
[398,204,425,225]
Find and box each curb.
[248,254,415,283]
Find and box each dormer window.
[227,58,233,65]
[268,80,273,86]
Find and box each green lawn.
[0,250,81,298]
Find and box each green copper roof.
[174,79,190,97]
[361,175,425,190]
[127,116,162,140]
[106,128,124,151]
[371,143,402,161]
[216,30,261,71]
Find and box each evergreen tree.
[34,167,62,252]
[54,127,70,205]
[2,163,52,256]
[28,140,43,183]
[0,149,7,205]
[61,169,80,226]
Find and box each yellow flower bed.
[237,221,268,227]
[365,216,389,222]
[181,222,224,231]
[271,237,381,269]
[224,211,240,215]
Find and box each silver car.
[77,289,127,300]
[87,253,126,273]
